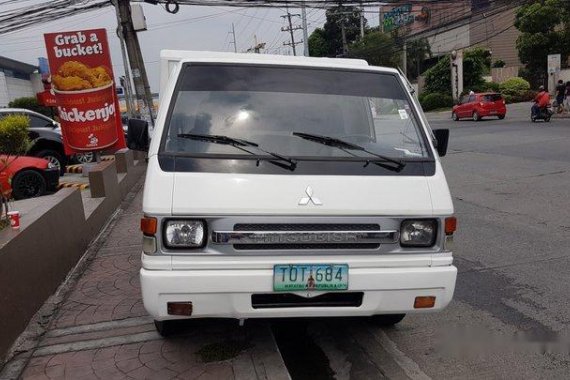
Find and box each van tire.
[452,112,459,121]
[370,314,406,326]
[154,320,174,337]
[472,111,480,122]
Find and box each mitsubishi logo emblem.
[299,186,322,206]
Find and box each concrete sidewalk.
[2,182,289,380]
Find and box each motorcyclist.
[532,85,550,118]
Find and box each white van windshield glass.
[162,64,429,160]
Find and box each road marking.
[370,328,432,380]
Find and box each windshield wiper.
[177,133,297,171]
[292,132,405,172]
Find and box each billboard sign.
[380,1,470,36]
[44,29,126,155]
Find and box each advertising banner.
[44,29,126,155]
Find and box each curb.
[65,164,82,174]
[57,182,89,190]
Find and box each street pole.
[114,0,155,127]
[341,21,348,55]
[301,0,309,56]
[402,41,407,78]
[360,1,365,38]
[287,9,297,56]
[231,22,237,53]
[112,0,135,118]
[281,7,302,56]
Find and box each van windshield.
[161,64,430,160]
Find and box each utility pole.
[281,6,303,56]
[113,3,135,119]
[402,41,407,78]
[113,0,155,126]
[341,21,348,55]
[247,35,266,53]
[301,0,309,56]
[359,1,365,38]
[229,23,237,53]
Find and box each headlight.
[400,219,437,247]
[164,220,205,248]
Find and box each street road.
[275,103,570,379]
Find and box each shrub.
[484,82,501,92]
[8,97,52,117]
[424,56,452,96]
[0,114,31,155]
[420,92,454,112]
[500,77,531,97]
[463,81,501,95]
[492,60,506,68]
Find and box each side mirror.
[433,129,449,157]
[127,118,149,152]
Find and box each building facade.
[379,0,521,68]
[0,56,42,107]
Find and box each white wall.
[0,72,8,107]
[428,24,471,56]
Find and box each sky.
[0,3,381,92]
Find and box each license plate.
[490,110,497,114]
[273,264,348,292]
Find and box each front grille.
[251,292,364,309]
[235,224,380,231]
[233,224,382,250]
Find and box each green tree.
[8,97,52,117]
[463,48,489,89]
[308,5,366,57]
[307,28,329,57]
[515,0,567,87]
[349,31,400,67]
[406,38,431,80]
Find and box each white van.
[129,51,457,336]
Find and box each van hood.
[170,167,452,216]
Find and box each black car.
[0,108,68,174]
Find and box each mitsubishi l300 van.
[128,51,457,336]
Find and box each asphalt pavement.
[266,102,570,379]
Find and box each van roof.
[160,50,398,73]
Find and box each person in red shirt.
[532,85,550,118]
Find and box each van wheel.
[452,112,459,121]
[472,111,480,121]
[370,314,406,326]
[154,320,174,337]
[498,115,505,120]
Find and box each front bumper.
[43,168,60,192]
[141,264,457,320]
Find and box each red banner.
[44,29,126,155]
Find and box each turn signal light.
[141,217,157,236]
[414,296,436,309]
[167,302,193,316]
[445,217,457,235]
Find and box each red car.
[452,92,506,121]
[0,155,60,200]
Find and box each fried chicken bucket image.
[52,61,119,151]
